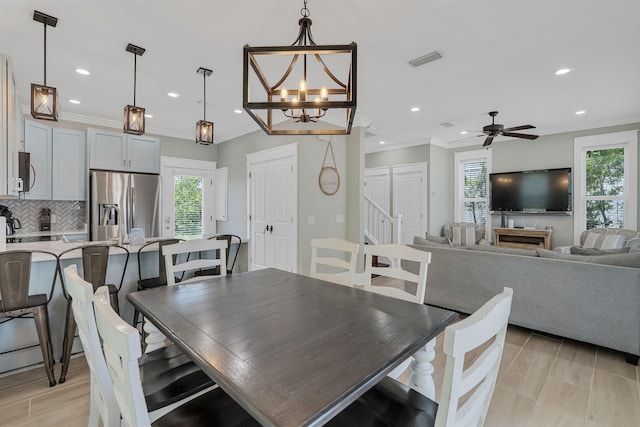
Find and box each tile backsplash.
[0,200,86,232]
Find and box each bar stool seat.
[0,250,60,387]
[58,243,129,384]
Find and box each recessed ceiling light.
[144,114,153,118]
[234,109,242,114]
[168,92,180,98]
[410,107,420,112]
[75,68,90,75]
[555,68,572,76]
[460,131,468,135]
[575,110,586,115]
[379,141,385,145]
[69,99,80,104]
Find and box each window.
[454,149,492,228]
[161,157,216,239]
[174,175,204,239]
[574,130,638,242]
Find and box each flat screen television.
[489,168,572,213]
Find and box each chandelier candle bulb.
[299,80,307,102]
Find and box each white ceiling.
[1,0,639,153]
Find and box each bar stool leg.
[33,306,56,387]
[109,293,120,313]
[59,299,76,383]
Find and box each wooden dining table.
[127,268,458,427]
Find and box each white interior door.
[393,163,427,244]
[247,144,298,272]
[365,167,391,214]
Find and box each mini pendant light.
[31,10,59,121]
[195,67,214,145]
[123,43,146,135]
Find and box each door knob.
[269,225,273,234]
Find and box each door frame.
[160,156,216,238]
[246,143,298,272]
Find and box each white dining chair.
[93,285,260,427]
[310,238,360,287]
[62,265,216,426]
[328,287,514,427]
[362,243,432,382]
[162,238,228,286]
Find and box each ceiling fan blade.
[448,134,484,144]
[503,125,535,132]
[502,132,539,140]
[482,136,494,147]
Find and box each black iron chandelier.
[243,0,357,135]
[123,43,146,135]
[196,67,214,145]
[31,10,58,121]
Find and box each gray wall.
[428,144,450,236]
[365,144,429,168]
[215,128,360,274]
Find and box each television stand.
[493,227,553,250]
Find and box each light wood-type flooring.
[1,323,638,426]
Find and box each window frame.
[573,130,638,244]
[454,149,492,237]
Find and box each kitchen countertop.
[4,239,160,261]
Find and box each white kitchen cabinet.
[215,167,228,221]
[0,54,22,197]
[24,119,86,200]
[88,128,160,173]
[53,128,86,200]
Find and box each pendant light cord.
[43,22,47,86]
[133,53,137,105]
[203,71,207,121]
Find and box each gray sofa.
[408,243,640,363]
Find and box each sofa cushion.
[467,245,539,257]
[537,248,640,268]
[423,233,450,246]
[569,246,630,256]
[583,233,626,249]
[413,236,450,248]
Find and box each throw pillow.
[583,232,627,249]
[570,246,630,256]
[452,225,476,246]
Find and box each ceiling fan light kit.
[30,10,59,121]
[123,43,146,135]
[242,0,357,135]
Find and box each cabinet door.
[24,119,52,200]
[215,167,228,221]
[88,128,127,171]
[127,135,160,173]
[53,128,86,200]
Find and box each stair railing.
[364,195,403,245]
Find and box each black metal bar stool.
[58,243,129,383]
[194,234,242,276]
[0,250,61,387]
[133,238,181,327]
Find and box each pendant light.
[31,10,58,121]
[195,67,214,145]
[123,43,146,135]
[243,0,356,135]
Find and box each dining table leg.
[408,338,437,400]
[143,317,168,353]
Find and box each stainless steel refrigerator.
[90,170,161,241]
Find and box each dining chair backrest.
[94,285,151,427]
[435,287,513,427]
[162,238,228,286]
[310,238,360,287]
[137,238,181,286]
[63,265,119,427]
[363,244,431,304]
[81,244,130,291]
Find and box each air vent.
[409,51,443,67]
[440,122,455,128]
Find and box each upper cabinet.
[0,54,23,197]
[88,128,160,173]
[24,119,86,200]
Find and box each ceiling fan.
[453,111,539,147]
